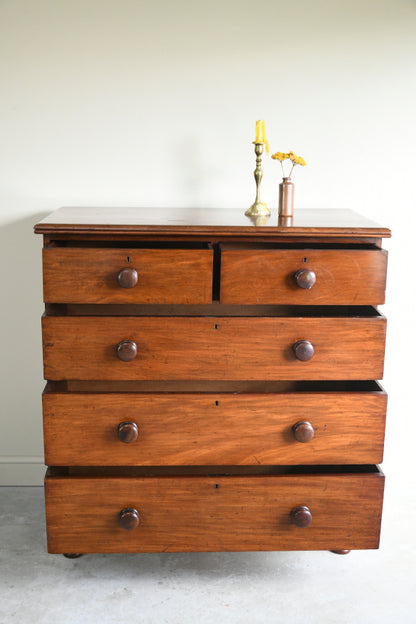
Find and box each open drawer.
[43,245,213,304]
[42,306,387,381]
[43,381,387,466]
[44,465,385,553]
[220,245,388,305]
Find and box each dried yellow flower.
[288,151,306,166]
[271,152,289,161]
[271,149,306,177]
[294,156,306,166]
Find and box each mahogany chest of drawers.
[35,207,390,555]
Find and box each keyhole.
[303,257,307,263]
[126,256,130,263]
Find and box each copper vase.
[278,177,294,217]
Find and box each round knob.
[294,269,316,290]
[117,340,137,362]
[290,505,313,528]
[119,508,140,530]
[292,421,315,443]
[118,421,139,443]
[293,340,314,361]
[117,267,138,289]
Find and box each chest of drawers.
[35,207,390,556]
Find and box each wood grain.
[42,315,387,381]
[42,390,387,466]
[44,469,385,553]
[220,248,387,305]
[43,248,213,304]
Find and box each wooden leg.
[63,553,83,558]
[330,549,351,555]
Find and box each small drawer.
[43,247,213,304]
[43,382,387,466]
[44,466,385,553]
[220,247,388,305]
[42,310,386,381]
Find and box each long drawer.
[43,248,213,304]
[42,313,386,381]
[44,467,385,553]
[43,384,387,465]
[220,247,387,305]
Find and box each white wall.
[0,0,414,485]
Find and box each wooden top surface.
[34,207,391,238]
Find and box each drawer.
[44,466,385,553]
[42,311,386,381]
[43,247,213,304]
[220,247,388,305]
[43,382,387,466]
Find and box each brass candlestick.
[245,142,270,217]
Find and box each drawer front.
[43,248,213,304]
[44,470,385,553]
[42,316,386,381]
[43,392,387,466]
[220,248,387,305]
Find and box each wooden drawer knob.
[293,340,314,361]
[292,421,315,443]
[119,508,140,530]
[294,269,316,289]
[117,340,137,362]
[290,505,313,528]
[118,421,139,443]
[117,267,138,289]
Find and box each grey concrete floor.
[0,483,414,624]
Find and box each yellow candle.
[255,120,269,153]
[255,120,264,142]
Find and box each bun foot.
[330,549,351,555]
[63,553,83,558]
